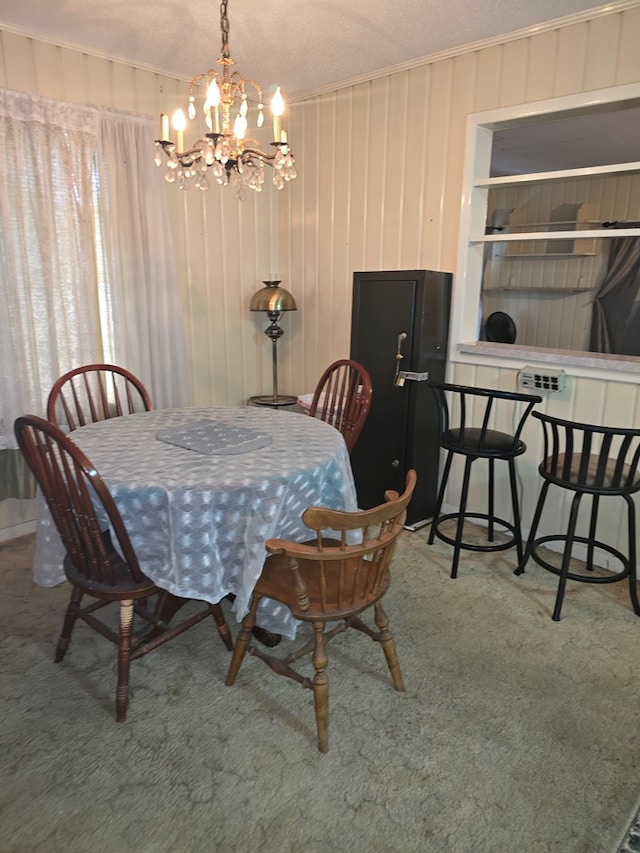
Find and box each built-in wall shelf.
[483,286,594,293]
[474,160,640,188]
[478,229,640,242]
[497,253,598,259]
[508,220,602,229]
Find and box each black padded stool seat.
[515,411,640,621]
[428,382,542,578]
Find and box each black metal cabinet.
[350,269,452,527]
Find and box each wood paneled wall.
[3,5,640,546]
[277,5,640,542]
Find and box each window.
[451,82,640,370]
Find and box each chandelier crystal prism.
[154,0,296,195]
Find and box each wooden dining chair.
[308,359,372,453]
[15,414,233,722]
[46,363,152,431]
[226,469,417,753]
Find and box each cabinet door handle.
[394,332,408,387]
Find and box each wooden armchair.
[15,414,232,721]
[46,363,152,430]
[226,469,416,752]
[308,359,372,453]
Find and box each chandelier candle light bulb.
[172,109,186,153]
[271,88,284,141]
[206,80,221,133]
[154,0,296,196]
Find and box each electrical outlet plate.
[520,366,566,392]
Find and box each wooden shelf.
[478,229,640,242]
[483,286,594,293]
[508,220,601,229]
[497,253,598,259]
[474,161,640,188]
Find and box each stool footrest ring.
[431,512,517,553]
[529,535,630,583]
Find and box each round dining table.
[32,406,358,638]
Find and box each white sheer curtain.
[0,88,190,450]
[96,109,190,407]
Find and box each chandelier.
[154,0,296,195]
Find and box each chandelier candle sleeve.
[154,0,297,196]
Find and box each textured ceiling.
[2,1,637,173]
[0,0,615,99]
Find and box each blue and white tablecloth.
[32,406,358,638]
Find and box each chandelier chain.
[220,0,230,60]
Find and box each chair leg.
[586,495,599,571]
[208,603,234,651]
[487,458,495,542]
[451,456,473,579]
[116,600,134,722]
[552,492,582,622]
[55,586,84,662]
[373,600,404,691]
[311,621,329,753]
[508,458,524,565]
[225,596,259,686]
[515,480,550,576]
[428,450,453,545]
[624,495,640,616]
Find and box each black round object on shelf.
[485,311,517,344]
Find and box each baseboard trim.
[0,519,36,543]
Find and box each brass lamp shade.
[250,281,297,313]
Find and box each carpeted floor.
[2,528,640,853]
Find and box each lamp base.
[248,394,298,409]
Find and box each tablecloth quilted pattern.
[32,407,358,637]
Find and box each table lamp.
[250,280,298,407]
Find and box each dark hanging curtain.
[589,223,640,355]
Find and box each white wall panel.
[617,5,640,83]
[554,23,589,97]
[499,39,528,107]
[584,14,621,91]
[402,65,432,265]
[473,46,502,112]
[525,31,558,102]
[32,41,63,100]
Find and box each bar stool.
[515,411,640,621]
[428,382,541,578]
